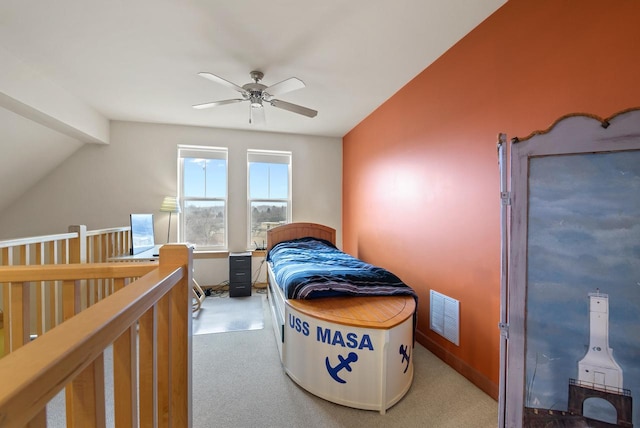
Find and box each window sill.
[192,249,267,259]
[193,250,228,259]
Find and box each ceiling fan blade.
[192,99,245,109]
[249,105,266,125]
[264,77,305,97]
[269,99,318,118]
[198,72,248,95]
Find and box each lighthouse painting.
[577,291,623,392]
[523,150,640,427]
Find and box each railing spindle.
[114,325,138,426]
[139,305,158,428]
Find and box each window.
[248,150,291,249]
[178,145,228,249]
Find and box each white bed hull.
[284,306,414,414]
[267,265,414,414]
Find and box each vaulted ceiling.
[0,0,506,212]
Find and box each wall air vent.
[430,289,460,346]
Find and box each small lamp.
[160,196,181,243]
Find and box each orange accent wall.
[342,0,640,399]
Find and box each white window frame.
[247,150,292,250]
[178,145,228,250]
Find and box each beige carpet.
[192,294,499,428]
[41,290,497,427]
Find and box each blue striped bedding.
[267,237,416,300]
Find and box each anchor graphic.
[325,352,359,384]
[399,344,410,373]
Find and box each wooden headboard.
[266,222,336,253]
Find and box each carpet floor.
[41,287,497,427]
[192,291,499,428]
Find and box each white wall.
[0,120,342,285]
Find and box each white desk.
[108,246,160,262]
[108,253,156,261]
[108,247,205,312]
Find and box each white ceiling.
[0,0,506,213]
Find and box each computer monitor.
[130,213,156,255]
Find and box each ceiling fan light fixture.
[250,93,263,108]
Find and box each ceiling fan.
[193,70,318,124]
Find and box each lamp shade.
[160,196,181,213]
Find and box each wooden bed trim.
[287,295,415,329]
[266,222,336,253]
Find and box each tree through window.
[178,145,228,249]
[248,150,291,249]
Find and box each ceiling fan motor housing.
[247,71,268,106]
[242,84,266,107]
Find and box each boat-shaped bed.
[266,222,417,414]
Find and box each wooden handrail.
[0,233,78,248]
[86,226,130,236]
[0,244,192,427]
[0,262,157,282]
